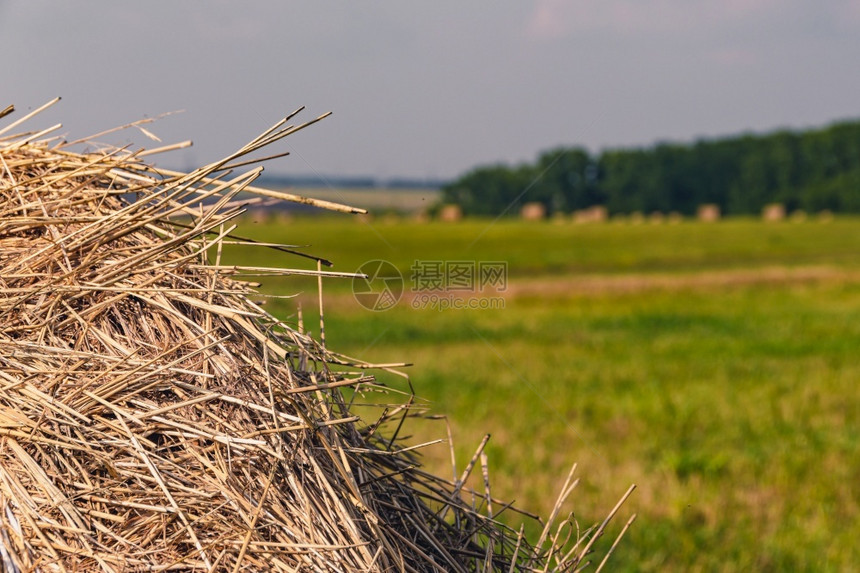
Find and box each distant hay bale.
[648,211,664,224]
[818,209,834,222]
[697,203,721,222]
[438,203,462,222]
[591,205,608,222]
[668,211,683,224]
[762,203,786,222]
[573,206,607,224]
[629,211,645,225]
[790,209,807,222]
[0,100,633,571]
[520,202,546,221]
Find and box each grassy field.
[221,215,860,571]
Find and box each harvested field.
[217,214,860,570]
[504,265,860,297]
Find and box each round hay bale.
[762,203,786,222]
[697,203,721,222]
[519,202,546,221]
[0,101,632,571]
[438,204,462,222]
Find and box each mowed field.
[222,215,860,572]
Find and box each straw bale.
[762,203,785,222]
[573,206,607,224]
[697,203,720,222]
[438,204,462,222]
[519,202,545,221]
[0,101,632,571]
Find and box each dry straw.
[0,99,633,572]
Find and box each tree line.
[441,119,860,216]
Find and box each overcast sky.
[3,1,860,181]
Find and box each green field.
[222,216,860,571]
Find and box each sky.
[2,1,860,181]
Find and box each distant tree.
[441,119,860,216]
[533,147,601,214]
[800,167,860,212]
[440,164,536,216]
[599,150,650,213]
